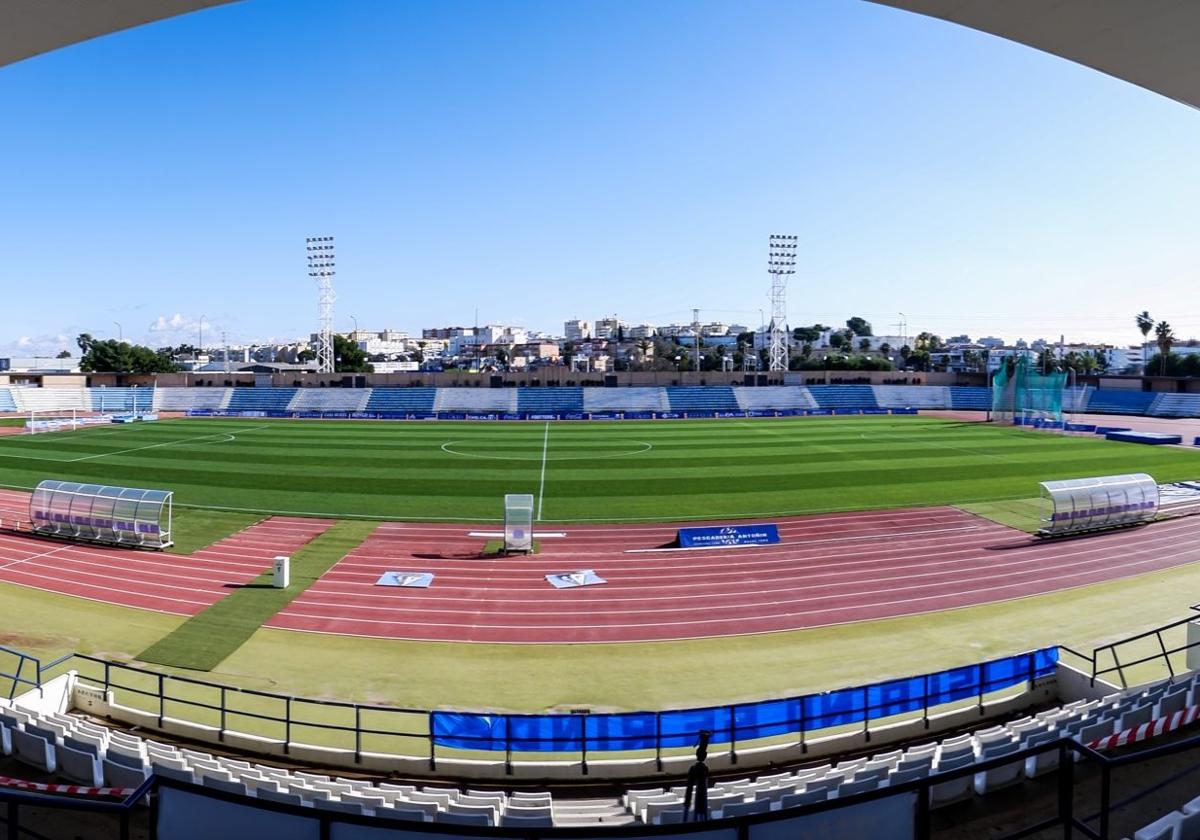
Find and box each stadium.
[3,3,1200,840]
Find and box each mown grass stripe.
[0,416,1195,522]
[136,520,377,671]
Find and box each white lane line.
[466,531,566,539]
[536,421,550,521]
[273,539,1200,634]
[0,544,65,571]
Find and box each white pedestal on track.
[273,555,291,589]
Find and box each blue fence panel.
[804,689,866,730]
[867,675,927,718]
[926,664,982,706]
[431,712,504,751]
[430,647,1057,752]
[659,707,732,748]
[509,715,585,751]
[587,712,659,751]
[733,698,801,741]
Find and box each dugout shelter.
[29,479,174,549]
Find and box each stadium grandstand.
[6,1,1200,839]
[5,383,1200,419]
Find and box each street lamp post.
[197,315,206,363]
[114,322,123,343]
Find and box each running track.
[3,480,1199,642]
[267,507,1200,643]
[0,489,333,615]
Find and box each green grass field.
[0,415,1195,522]
[2,413,1200,722]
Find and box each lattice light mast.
[767,234,797,372]
[307,236,336,374]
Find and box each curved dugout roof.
[0,0,240,68]
[1,2,1198,104]
[871,0,1200,111]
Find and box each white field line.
[537,421,550,521]
[65,425,267,462]
[0,425,261,463]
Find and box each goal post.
[27,408,80,434]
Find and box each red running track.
[0,489,333,615]
[266,507,1200,644]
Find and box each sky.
[2,0,1199,356]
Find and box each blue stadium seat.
[226,388,297,412]
[664,387,739,412]
[804,385,879,411]
[0,387,16,413]
[89,387,155,413]
[516,388,583,413]
[1083,389,1156,416]
[949,387,993,410]
[1149,394,1200,418]
[364,388,437,413]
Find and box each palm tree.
[636,338,651,363]
[1155,321,1176,375]
[76,333,94,355]
[1137,311,1154,371]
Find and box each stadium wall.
[8,384,1200,419]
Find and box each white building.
[564,320,592,342]
[593,316,627,340]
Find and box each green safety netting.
[992,355,1067,425]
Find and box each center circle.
[440,438,653,461]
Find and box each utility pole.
[692,308,701,373]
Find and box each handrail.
[0,645,41,701]
[41,648,1055,774]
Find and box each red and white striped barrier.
[1087,702,1200,751]
[0,775,134,798]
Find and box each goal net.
[991,355,1067,427]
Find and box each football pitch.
[0,415,1196,522]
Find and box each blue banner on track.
[677,523,780,548]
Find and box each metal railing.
[32,650,1052,776]
[1060,611,1200,688]
[0,645,41,702]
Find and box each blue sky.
[2,0,1199,355]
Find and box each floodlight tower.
[307,236,337,374]
[767,234,797,372]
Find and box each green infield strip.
[137,520,376,671]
